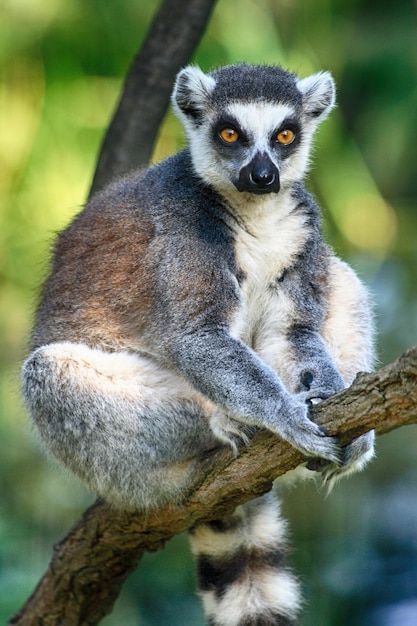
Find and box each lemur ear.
[172,65,216,122]
[296,71,336,120]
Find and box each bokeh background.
[1,0,416,624]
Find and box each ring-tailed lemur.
[23,64,375,625]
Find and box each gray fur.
[23,63,376,623]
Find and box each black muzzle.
[235,153,280,194]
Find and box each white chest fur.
[230,194,309,348]
[235,208,307,284]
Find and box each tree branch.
[9,347,417,626]
[88,0,218,199]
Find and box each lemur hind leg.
[22,342,218,511]
[319,256,376,485]
[190,492,300,626]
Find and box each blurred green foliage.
[1,0,416,624]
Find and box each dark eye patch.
[212,116,249,146]
[271,118,301,148]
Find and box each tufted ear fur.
[171,65,216,124]
[296,71,336,120]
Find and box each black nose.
[235,153,280,194]
[250,167,275,188]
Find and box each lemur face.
[209,100,300,195]
[172,64,335,200]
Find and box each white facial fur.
[227,101,313,189]
[191,102,294,195]
[172,65,336,206]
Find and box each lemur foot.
[307,430,375,493]
[301,385,375,489]
[210,411,258,456]
[322,430,375,487]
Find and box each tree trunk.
[9,347,417,625]
[88,0,218,199]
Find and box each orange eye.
[276,129,295,145]
[220,127,239,143]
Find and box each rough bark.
[88,0,218,199]
[9,346,417,626]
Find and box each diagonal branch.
[9,346,417,626]
[88,0,218,199]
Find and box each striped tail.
[189,492,301,626]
